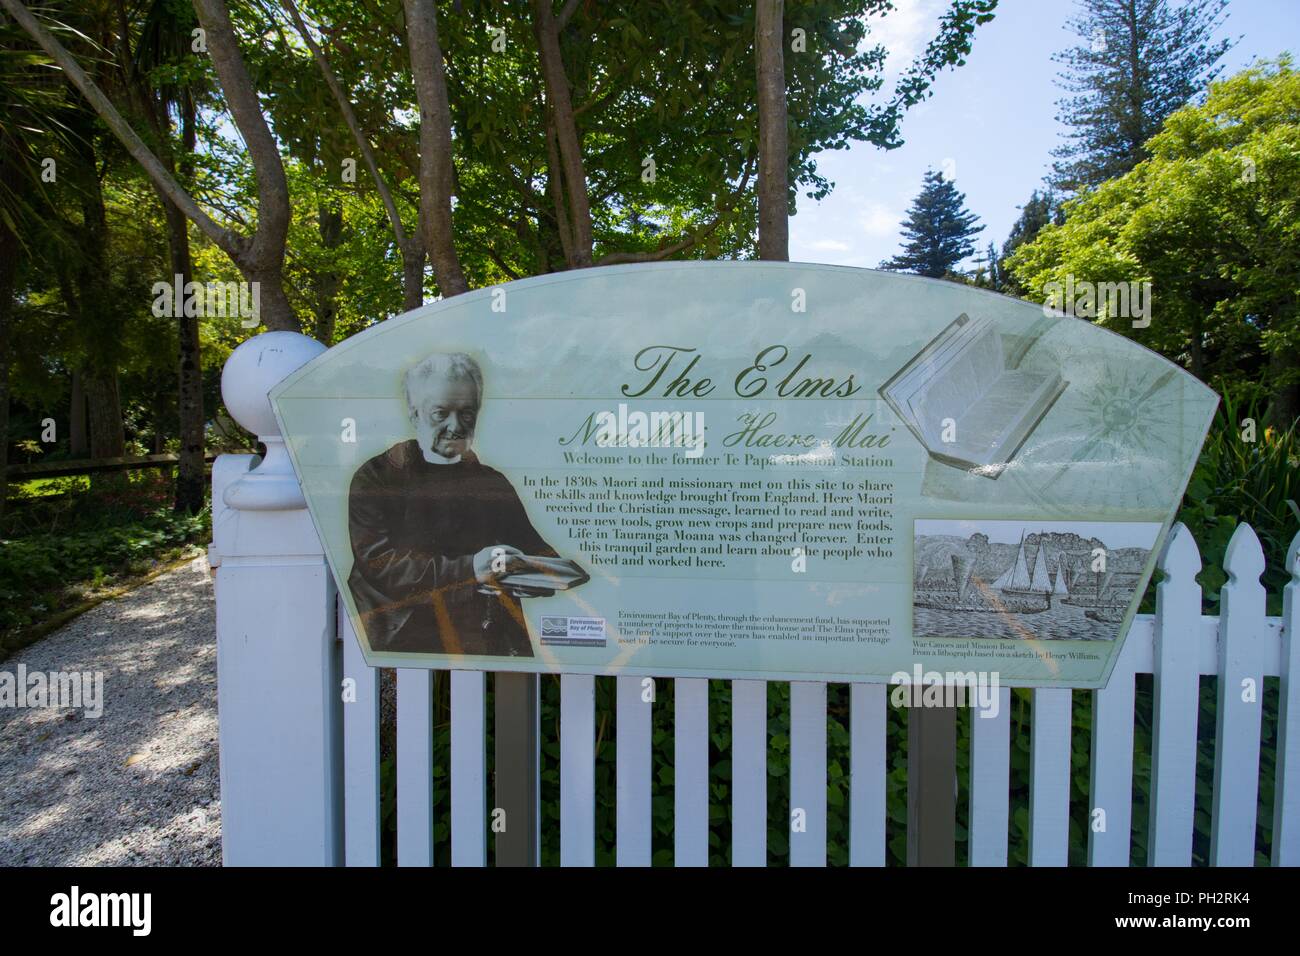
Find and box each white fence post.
[212,331,339,866]
[1149,523,1203,865]
[1211,523,1267,865]
[1274,531,1300,865]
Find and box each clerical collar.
[420,446,463,465]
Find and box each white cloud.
[859,201,902,238]
[864,0,945,78]
[808,238,852,252]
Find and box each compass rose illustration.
[1015,365,1184,511]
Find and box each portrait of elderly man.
[347,352,557,656]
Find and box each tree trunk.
[1188,314,1206,381]
[158,196,206,512]
[755,0,789,261]
[69,371,88,458]
[313,200,344,343]
[192,0,298,331]
[405,0,469,297]
[544,119,576,267]
[171,96,206,513]
[1265,342,1300,430]
[83,370,126,458]
[401,239,426,312]
[0,200,15,520]
[533,0,593,267]
[70,110,127,458]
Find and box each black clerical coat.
[347,439,554,656]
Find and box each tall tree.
[116,0,208,510]
[1050,0,1233,193]
[404,0,467,297]
[531,0,593,269]
[881,169,984,278]
[0,9,77,514]
[1,0,301,331]
[63,101,126,458]
[0,135,19,516]
[457,0,999,274]
[755,0,789,260]
[998,188,1058,294]
[282,0,426,312]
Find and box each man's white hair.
[404,352,484,417]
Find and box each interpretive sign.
[271,263,1216,688]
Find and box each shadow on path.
[0,557,220,866]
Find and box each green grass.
[11,475,91,497]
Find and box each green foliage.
[0,472,210,648]
[1009,59,1300,426]
[1175,386,1299,617]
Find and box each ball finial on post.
[220,331,326,511]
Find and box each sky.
[787,0,1300,271]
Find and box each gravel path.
[0,557,220,866]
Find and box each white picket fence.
[209,341,1300,868]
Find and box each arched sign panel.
[272,263,1216,689]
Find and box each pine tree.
[1050,0,1234,193]
[998,189,1059,294]
[880,169,984,278]
[983,240,1002,291]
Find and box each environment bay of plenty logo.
[913,518,1161,642]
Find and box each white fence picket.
[674,678,710,867]
[560,674,595,866]
[1088,636,1138,866]
[616,675,652,866]
[849,683,887,866]
[396,669,435,866]
[1029,688,1072,866]
[450,670,486,867]
[341,613,381,867]
[1149,523,1203,865]
[969,686,1010,866]
[1274,531,1300,866]
[789,681,827,867]
[731,680,768,867]
[1211,525,1267,866]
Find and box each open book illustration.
[879,313,1067,478]
[497,555,590,592]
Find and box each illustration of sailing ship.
[1062,561,1133,624]
[912,519,1161,643]
[912,553,1000,612]
[989,532,1053,613]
